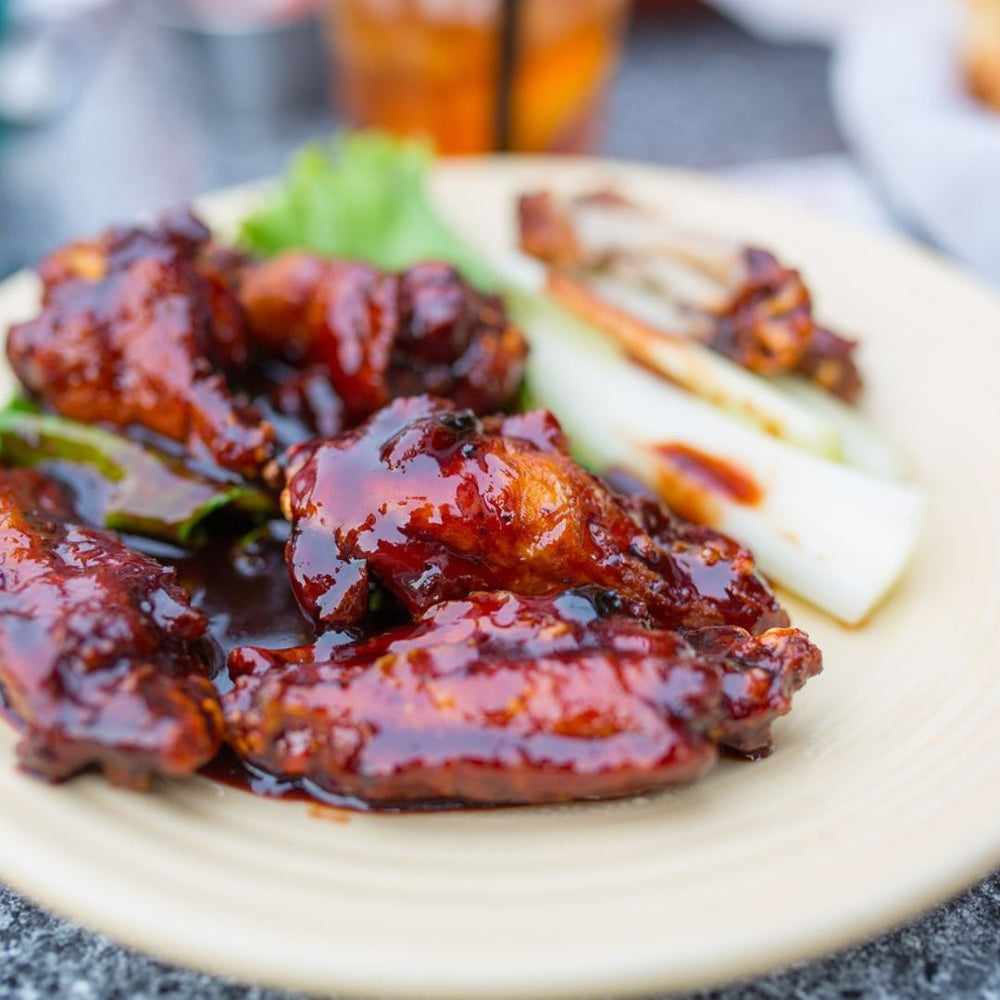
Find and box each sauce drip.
[653,443,761,505]
[171,519,408,803]
[650,442,762,524]
[200,746,484,814]
[170,520,315,694]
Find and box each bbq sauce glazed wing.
[626,493,790,641]
[0,469,224,787]
[240,254,527,421]
[226,591,821,805]
[7,210,275,477]
[226,591,725,805]
[282,395,789,633]
[683,625,821,755]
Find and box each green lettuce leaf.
[238,131,497,289]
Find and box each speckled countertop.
[3,875,999,999]
[1,6,998,998]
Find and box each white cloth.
[710,0,1000,285]
[832,0,1000,284]
[705,0,881,44]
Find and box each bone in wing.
[239,253,528,423]
[225,590,820,805]
[6,209,276,478]
[7,215,528,472]
[517,189,862,399]
[281,394,789,635]
[0,468,224,788]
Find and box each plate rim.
[0,155,998,999]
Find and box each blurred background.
[1,0,999,280]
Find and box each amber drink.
[324,0,631,154]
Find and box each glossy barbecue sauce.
[180,494,775,810]
[171,521,430,811]
[0,416,775,810]
[649,442,762,524]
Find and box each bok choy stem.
[0,411,275,545]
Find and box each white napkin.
[709,0,1000,284]
[832,0,1000,283]
[705,0,880,44]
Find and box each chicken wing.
[683,625,821,755]
[0,469,224,787]
[225,590,820,805]
[7,210,275,477]
[240,254,527,421]
[225,590,724,805]
[625,493,792,644]
[282,395,789,633]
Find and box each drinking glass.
[324,0,631,154]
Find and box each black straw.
[495,0,521,152]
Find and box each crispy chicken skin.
[625,493,791,642]
[707,246,816,376]
[240,254,527,421]
[281,395,789,634]
[225,591,724,805]
[7,210,275,477]
[684,625,821,755]
[226,590,820,805]
[708,249,862,400]
[0,469,224,787]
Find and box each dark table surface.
[1,5,998,998]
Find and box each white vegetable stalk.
[546,271,844,459]
[775,374,910,480]
[512,293,924,626]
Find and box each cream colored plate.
[1,159,998,999]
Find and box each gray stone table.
[1,5,998,997]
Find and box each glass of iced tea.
[323,0,632,154]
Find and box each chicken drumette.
[7,210,275,477]
[0,468,224,787]
[281,395,789,634]
[240,254,527,423]
[225,589,820,805]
